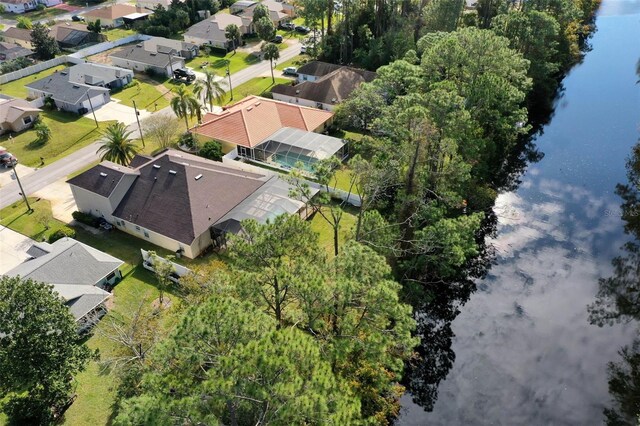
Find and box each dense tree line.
[135,0,221,37]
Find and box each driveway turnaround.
[0,225,34,274]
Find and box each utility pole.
[226,62,233,101]
[86,92,99,128]
[13,166,31,212]
[132,100,145,147]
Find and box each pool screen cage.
[249,128,348,172]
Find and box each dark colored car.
[279,22,295,31]
[173,68,196,82]
[271,35,283,43]
[71,15,84,22]
[295,25,310,34]
[0,147,17,168]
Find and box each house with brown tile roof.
[191,95,334,154]
[82,4,151,28]
[67,149,313,258]
[272,66,377,111]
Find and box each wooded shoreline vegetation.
[0,0,602,424]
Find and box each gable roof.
[296,61,378,81]
[142,37,198,56]
[110,43,184,68]
[5,238,123,288]
[67,162,139,197]
[65,62,133,86]
[1,27,32,42]
[184,13,249,42]
[111,150,268,244]
[25,68,110,106]
[192,95,334,148]
[0,42,33,60]
[272,67,375,105]
[241,1,287,22]
[0,98,40,125]
[83,3,144,20]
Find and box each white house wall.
[271,93,335,111]
[69,185,116,222]
[113,217,201,259]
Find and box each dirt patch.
[87,43,133,65]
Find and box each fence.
[0,34,152,85]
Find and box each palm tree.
[225,23,241,54]
[170,84,202,132]
[193,70,225,112]
[97,122,138,165]
[262,42,280,83]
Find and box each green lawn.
[0,110,115,167]
[187,49,261,76]
[310,203,358,256]
[331,166,359,194]
[275,54,310,71]
[218,76,289,105]
[0,197,68,242]
[0,64,67,99]
[103,27,137,41]
[112,80,170,111]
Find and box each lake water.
[398,1,640,424]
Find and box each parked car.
[71,15,84,22]
[271,35,283,43]
[283,66,298,76]
[279,22,295,31]
[295,25,311,34]
[173,68,196,82]
[300,45,307,54]
[0,147,17,168]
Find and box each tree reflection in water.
[589,137,640,425]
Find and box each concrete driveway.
[0,225,34,274]
[0,164,35,189]
[84,100,152,127]
[33,178,77,223]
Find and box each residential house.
[3,238,124,330]
[184,13,251,50]
[142,37,199,60]
[238,0,293,26]
[1,27,34,49]
[136,0,170,9]
[110,43,185,77]
[82,4,151,28]
[0,41,33,62]
[271,66,377,110]
[2,25,107,50]
[0,98,41,134]
[229,0,256,14]
[67,149,315,258]
[26,63,133,113]
[191,95,334,154]
[51,23,107,49]
[0,0,36,14]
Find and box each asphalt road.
[0,40,304,210]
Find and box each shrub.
[199,140,223,161]
[16,16,32,29]
[35,4,45,11]
[179,133,198,149]
[48,226,76,243]
[72,211,97,226]
[42,96,56,111]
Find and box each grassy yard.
[0,110,115,167]
[275,54,310,71]
[217,76,289,105]
[112,80,171,111]
[310,203,358,256]
[0,64,67,99]
[332,166,360,194]
[188,49,261,76]
[0,197,68,242]
[103,27,137,41]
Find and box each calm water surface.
[399,1,640,424]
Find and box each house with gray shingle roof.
[4,238,124,330]
[110,43,186,77]
[26,63,132,114]
[0,98,41,134]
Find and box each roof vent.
[194,174,203,180]
[150,53,156,56]
[169,170,177,175]
[254,102,261,106]
[99,172,107,177]
[153,164,161,169]
[72,85,80,89]
[136,43,143,47]
[60,71,68,75]
[246,106,253,111]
